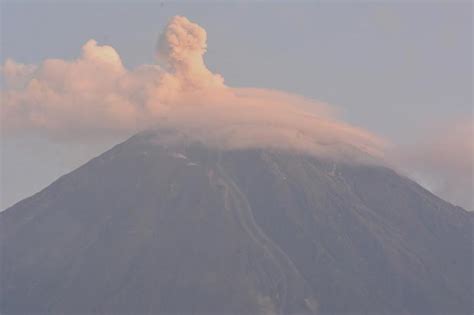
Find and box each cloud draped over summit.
[1,16,384,160]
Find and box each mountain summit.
[1,130,472,314]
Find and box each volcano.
[1,129,472,315]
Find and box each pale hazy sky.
[1,1,472,209]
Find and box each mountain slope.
[1,130,472,314]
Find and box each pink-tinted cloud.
[1,59,37,89]
[394,120,473,210]
[1,16,384,162]
[157,16,224,90]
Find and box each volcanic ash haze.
[1,16,385,162]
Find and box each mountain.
[1,130,472,315]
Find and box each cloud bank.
[1,16,384,161]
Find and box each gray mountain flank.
[1,130,472,314]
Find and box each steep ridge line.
[216,152,316,314]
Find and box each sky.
[1,1,472,210]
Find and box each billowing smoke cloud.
[1,16,384,161]
[393,120,473,210]
[157,16,224,89]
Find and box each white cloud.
[393,120,473,210]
